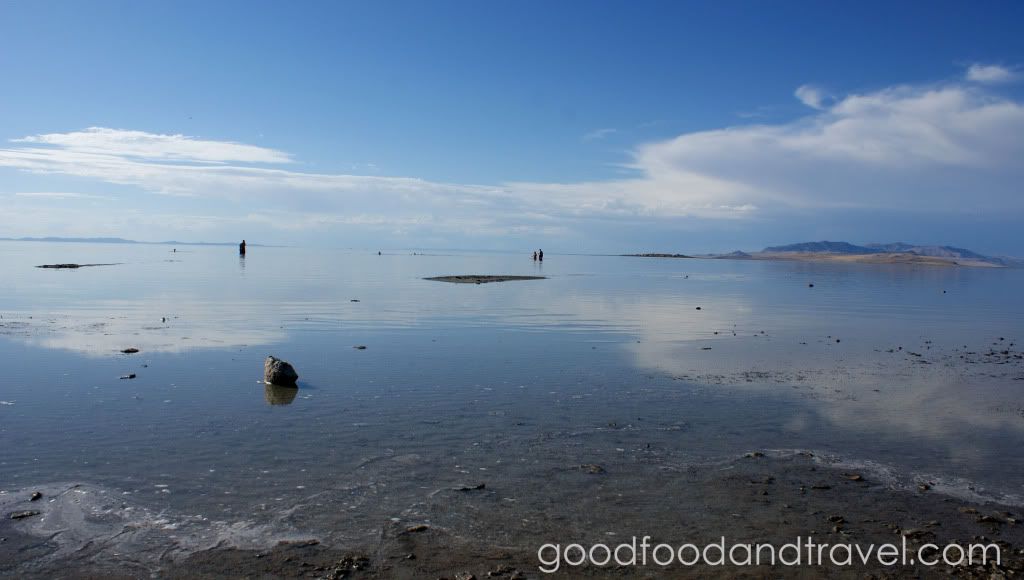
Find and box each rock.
[353,345,367,350]
[9,510,40,520]
[121,348,140,354]
[695,306,702,310]
[580,464,605,474]
[843,473,864,482]
[454,483,486,491]
[30,492,42,501]
[903,528,932,539]
[264,356,299,386]
[120,374,136,380]
[405,524,430,533]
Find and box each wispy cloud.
[965,63,1018,84]
[12,191,113,200]
[13,127,292,164]
[794,84,827,109]
[582,127,617,141]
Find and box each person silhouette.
[532,251,537,261]
[538,249,543,261]
[239,239,246,256]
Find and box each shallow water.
[1,242,1023,547]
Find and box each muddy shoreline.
[3,454,1022,579]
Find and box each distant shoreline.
[0,237,270,247]
[711,251,1003,268]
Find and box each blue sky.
[1,0,1023,254]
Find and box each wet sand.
[2,454,1022,578]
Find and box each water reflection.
[2,243,1023,492]
[264,383,297,405]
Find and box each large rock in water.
[264,356,298,386]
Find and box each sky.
[1,0,1023,254]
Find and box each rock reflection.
[264,383,298,405]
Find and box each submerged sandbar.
[424,275,546,284]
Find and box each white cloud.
[794,84,826,109]
[582,127,617,141]
[1,73,1023,243]
[965,63,1017,84]
[13,127,292,164]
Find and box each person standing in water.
[239,239,246,256]
[538,249,543,261]
[532,251,537,261]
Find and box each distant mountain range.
[0,236,257,247]
[753,241,1019,267]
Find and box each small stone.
[695,306,702,310]
[454,483,486,491]
[10,510,40,520]
[30,491,42,501]
[120,374,136,380]
[808,283,814,287]
[918,483,931,491]
[744,451,765,458]
[580,464,605,474]
[828,515,845,523]
[843,473,864,482]
[353,345,367,350]
[405,524,430,533]
[121,348,140,354]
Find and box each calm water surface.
[1,242,1023,542]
